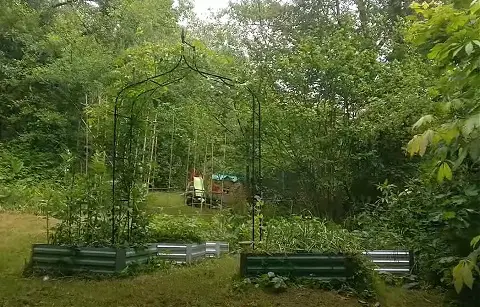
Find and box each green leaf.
[453,263,464,293]
[418,130,435,156]
[437,162,453,183]
[471,1,480,14]
[454,147,468,169]
[407,135,421,157]
[419,137,428,156]
[428,87,440,98]
[10,159,23,174]
[439,126,459,145]
[473,40,480,48]
[152,99,159,109]
[428,45,444,60]
[462,113,480,136]
[471,235,480,249]
[410,2,422,12]
[447,16,469,33]
[468,139,480,162]
[452,98,466,110]
[452,45,464,58]
[464,186,479,196]
[444,163,453,180]
[443,211,456,220]
[462,264,474,289]
[465,42,474,56]
[412,114,434,130]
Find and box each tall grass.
[258,216,365,253]
[148,212,364,254]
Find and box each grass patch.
[0,213,48,274]
[0,212,445,307]
[146,191,217,217]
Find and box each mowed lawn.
[146,191,217,217]
[0,212,444,307]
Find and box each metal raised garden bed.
[205,241,230,258]
[30,244,157,274]
[363,250,413,274]
[240,253,355,281]
[156,243,206,264]
[29,241,231,274]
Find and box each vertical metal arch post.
[110,30,262,246]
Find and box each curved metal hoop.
[110,30,262,245]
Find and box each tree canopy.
[2,0,480,304]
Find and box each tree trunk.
[355,0,368,33]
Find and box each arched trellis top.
[110,29,262,246]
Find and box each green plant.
[119,257,173,277]
[0,181,66,215]
[48,152,151,247]
[257,215,364,254]
[452,235,480,293]
[255,272,288,292]
[147,214,208,243]
[406,1,480,181]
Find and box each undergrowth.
[234,254,379,302]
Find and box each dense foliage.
[148,213,362,254]
[403,1,480,304]
[2,0,480,304]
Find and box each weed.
[256,272,289,292]
[1,213,445,307]
[256,215,365,254]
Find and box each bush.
[258,215,365,253]
[0,181,65,214]
[147,211,252,246]
[146,212,365,255]
[47,152,150,247]
[253,272,289,293]
[235,256,378,299]
[147,214,209,243]
[349,178,480,306]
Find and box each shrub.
[0,181,65,214]
[254,272,289,293]
[349,178,480,305]
[147,214,209,243]
[258,215,365,253]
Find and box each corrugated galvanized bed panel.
[363,250,413,274]
[240,253,354,280]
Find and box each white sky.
[193,0,230,18]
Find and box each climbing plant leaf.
[437,162,452,183]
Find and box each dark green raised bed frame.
[240,253,356,280]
